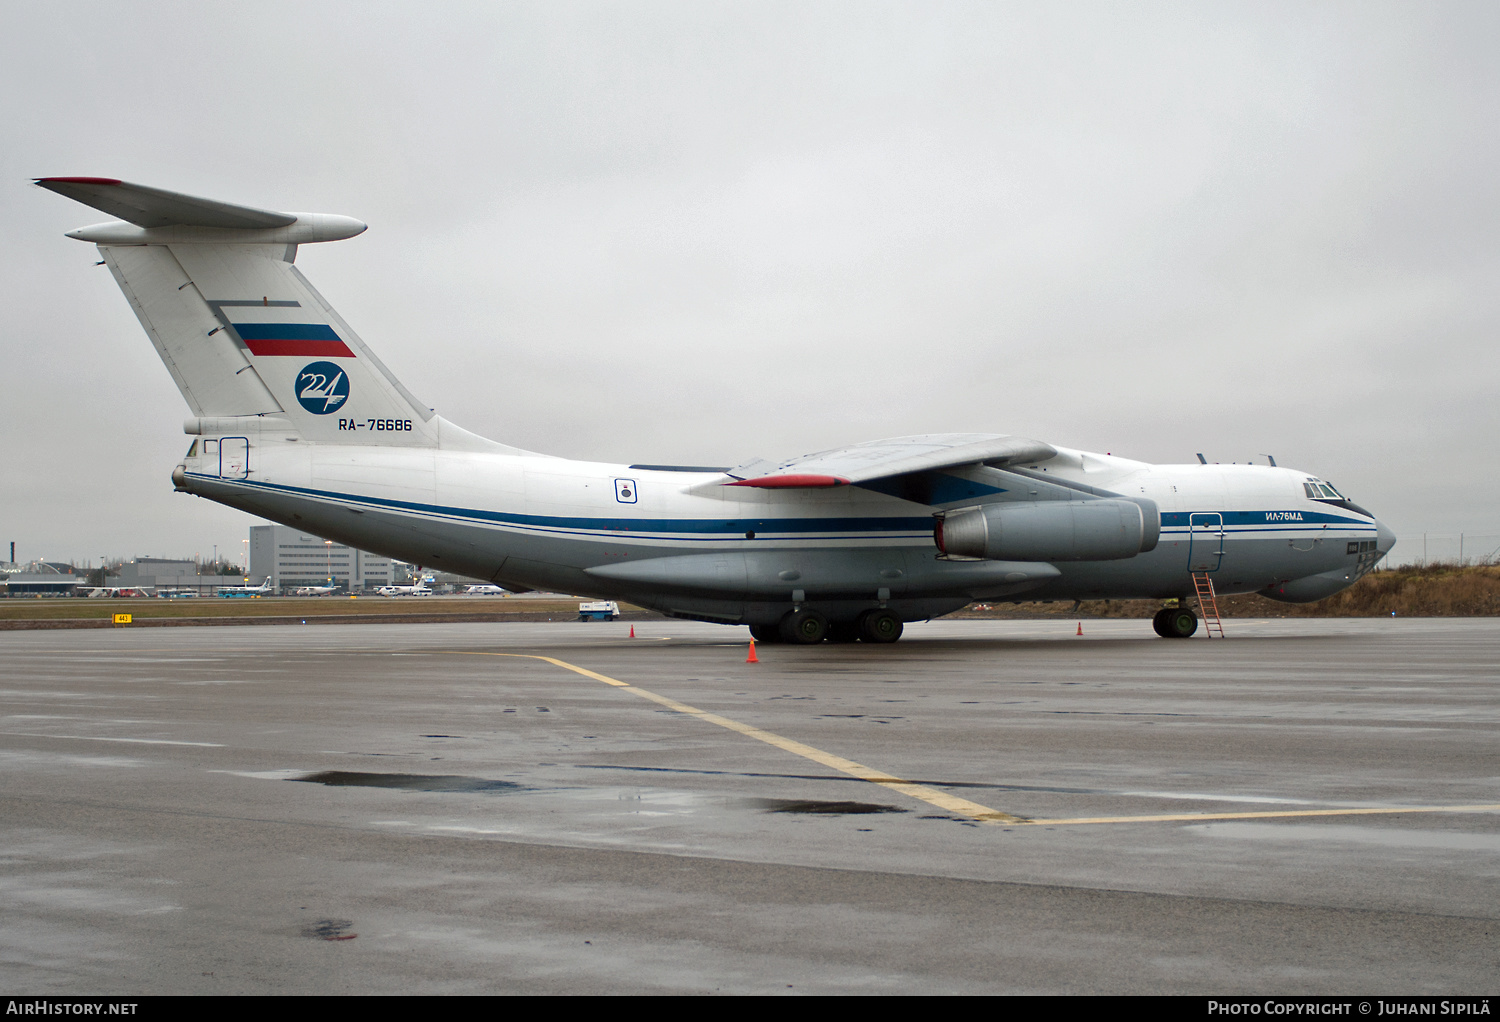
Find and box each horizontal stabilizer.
[35,177,296,230]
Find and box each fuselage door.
[220,437,249,479]
[1188,512,1224,572]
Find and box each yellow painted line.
[440,651,1500,831]
[1025,804,1500,826]
[442,651,1022,825]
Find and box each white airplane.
[463,585,508,596]
[216,579,273,597]
[38,177,1395,642]
[376,582,432,597]
[85,586,154,598]
[292,585,338,596]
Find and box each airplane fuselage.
[176,433,1388,627]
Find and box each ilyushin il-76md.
[37,177,1395,643]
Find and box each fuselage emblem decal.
[296,361,350,414]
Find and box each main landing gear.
[750,609,905,645]
[1152,606,1198,638]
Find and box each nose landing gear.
[1153,606,1199,638]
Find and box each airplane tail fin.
[37,177,444,447]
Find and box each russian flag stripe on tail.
[39,177,445,443]
[233,322,356,358]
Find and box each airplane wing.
[33,177,296,229]
[722,433,1056,488]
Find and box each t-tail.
[36,177,502,451]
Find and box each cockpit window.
[1305,479,1372,518]
[186,439,199,458]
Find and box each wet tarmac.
[2,617,1497,994]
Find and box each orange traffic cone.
[629,625,635,638]
[746,639,759,664]
[1076,621,1083,636]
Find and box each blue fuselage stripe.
[195,475,933,536]
[1159,510,1366,527]
[195,474,1373,539]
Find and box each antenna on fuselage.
[1196,453,1207,465]
[1259,454,1277,467]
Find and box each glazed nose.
[1375,517,1397,555]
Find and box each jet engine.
[935,499,1159,562]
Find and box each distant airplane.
[376,583,432,597]
[216,580,272,597]
[292,585,337,596]
[462,585,508,595]
[85,586,153,598]
[39,177,1395,642]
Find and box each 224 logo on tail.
[296,361,349,414]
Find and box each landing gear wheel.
[826,622,861,643]
[779,609,829,645]
[749,623,781,643]
[1159,608,1198,638]
[857,609,904,643]
[1151,608,1172,637]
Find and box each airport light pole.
[326,540,333,586]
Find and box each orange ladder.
[1191,572,1225,638]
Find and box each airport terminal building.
[249,526,393,592]
[113,557,221,594]
[0,561,90,596]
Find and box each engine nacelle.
[936,499,1158,562]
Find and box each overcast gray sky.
[4,1,1497,567]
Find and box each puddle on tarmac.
[293,771,525,794]
[751,798,906,816]
[302,918,357,941]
